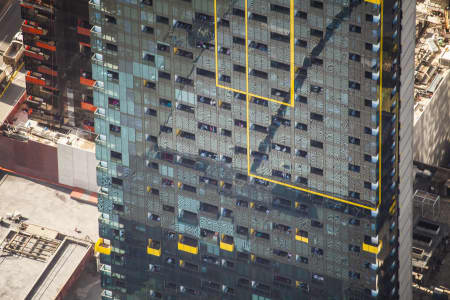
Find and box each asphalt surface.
[0,0,22,54]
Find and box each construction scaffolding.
[413,189,441,219]
[2,230,61,262]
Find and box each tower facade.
[21,0,94,130]
[92,0,414,299]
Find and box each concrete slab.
[0,174,99,241]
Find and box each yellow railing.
[147,239,161,257]
[178,235,198,255]
[295,235,309,243]
[95,238,111,255]
[365,0,381,4]
[220,234,234,252]
[178,242,198,255]
[295,229,308,243]
[363,240,383,254]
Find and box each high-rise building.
[92,0,414,299]
[20,0,95,130]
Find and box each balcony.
[200,228,219,243]
[81,101,96,112]
[24,46,47,61]
[89,0,101,9]
[147,239,161,257]
[91,53,103,64]
[94,81,104,91]
[100,264,111,276]
[22,20,47,35]
[362,240,383,255]
[37,65,57,77]
[94,107,106,119]
[77,19,91,36]
[82,120,95,132]
[95,238,111,255]
[34,40,56,52]
[295,229,309,243]
[178,209,198,226]
[220,234,234,252]
[178,234,198,255]
[91,25,102,37]
[20,0,55,14]
[80,71,95,87]
[96,161,107,173]
[95,135,106,146]
[25,71,45,86]
[101,290,113,300]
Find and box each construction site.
[0,173,100,300]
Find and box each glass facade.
[91,0,413,299]
[21,0,94,129]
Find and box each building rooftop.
[414,1,450,124]
[0,173,99,243]
[0,225,92,300]
[0,173,100,300]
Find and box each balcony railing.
[37,65,57,77]
[25,71,45,86]
[82,121,94,132]
[295,229,309,243]
[95,238,111,255]
[24,45,48,61]
[91,25,102,37]
[362,240,383,255]
[22,20,47,35]
[77,19,91,36]
[96,161,107,173]
[147,239,161,257]
[178,234,198,255]
[35,40,56,51]
[80,75,95,87]
[94,107,106,119]
[220,234,234,252]
[81,102,97,112]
